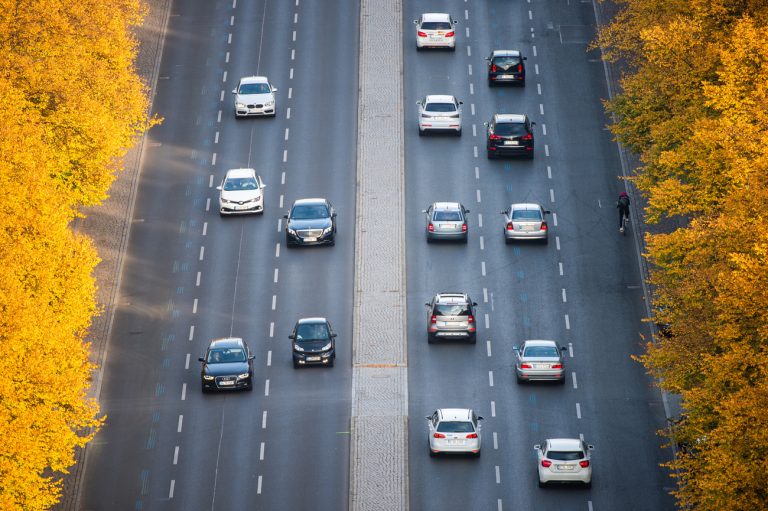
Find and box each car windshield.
[493,122,528,136]
[434,303,469,316]
[425,103,457,113]
[492,56,521,68]
[295,323,330,341]
[291,204,329,219]
[437,421,475,433]
[207,348,246,363]
[511,209,542,221]
[433,210,462,221]
[239,83,271,94]
[547,450,584,461]
[523,346,559,357]
[223,177,258,191]
[421,21,451,30]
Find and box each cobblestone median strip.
[349,0,408,509]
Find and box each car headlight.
[235,102,245,109]
[322,226,333,235]
[203,375,215,381]
[220,197,232,204]
[265,100,275,107]
[237,373,250,379]
[321,342,333,351]
[293,344,304,352]
[287,227,296,235]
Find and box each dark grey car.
[199,337,255,392]
[426,292,477,344]
[289,317,336,368]
[423,202,469,243]
[284,198,337,247]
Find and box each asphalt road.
[404,0,676,510]
[79,0,358,509]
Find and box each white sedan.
[232,76,277,117]
[217,168,266,216]
[535,438,593,487]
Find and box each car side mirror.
[332,212,337,218]
[231,89,237,94]
[248,355,255,360]
[425,416,431,420]
[534,444,541,451]
[198,357,205,362]
[216,186,222,191]
[283,214,289,219]
[477,416,484,421]
[588,445,594,450]
[464,209,470,213]
[271,86,278,93]
[531,121,537,127]
[416,100,422,105]
[459,101,463,105]
[512,345,519,351]
[424,302,430,307]
[523,57,528,60]
[413,19,419,24]
[261,183,267,188]
[483,122,489,127]
[561,346,567,351]
[331,333,337,338]
[472,302,478,306]
[421,209,428,213]
[484,57,490,61]
[452,20,458,24]
[288,334,295,339]
[544,210,551,214]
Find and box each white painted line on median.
[177,414,183,433]
[572,372,578,389]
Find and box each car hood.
[221,189,261,202]
[235,92,273,104]
[287,218,332,230]
[203,362,249,376]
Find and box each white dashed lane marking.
[185,353,190,369]
[491,400,496,417]
[173,445,179,464]
[262,411,268,428]
[576,403,582,419]
[493,432,498,449]
[188,325,194,341]
[488,371,494,387]
[177,414,183,433]
[572,372,578,389]
[264,379,270,396]
[181,383,187,401]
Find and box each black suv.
[289,318,336,368]
[284,198,337,246]
[486,50,526,86]
[426,292,478,344]
[486,114,535,159]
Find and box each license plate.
[219,380,235,386]
[533,363,549,368]
[448,439,463,445]
[522,225,536,232]
[500,74,515,78]
[441,224,455,230]
[557,464,574,470]
[504,140,519,146]
[304,237,318,242]
[236,204,250,210]
[306,356,321,362]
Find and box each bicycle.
[619,211,629,235]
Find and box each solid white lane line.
[185,353,190,370]
[287,107,291,119]
[493,431,498,449]
[196,272,201,286]
[478,213,483,227]
[173,445,179,464]
[206,198,211,212]
[565,314,570,330]
[269,322,274,338]
[485,313,490,329]
[271,295,277,310]
[489,371,494,387]
[569,343,574,358]
[479,236,484,250]
[169,480,175,499]
[486,341,492,357]
[177,414,183,433]
[267,350,272,366]
[202,222,208,235]
[576,403,582,419]
[181,383,187,401]
[550,189,555,202]
[262,411,268,429]
[199,246,205,261]
[260,442,265,460]
[562,288,567,302]
[273,268,279,283]
[481,261,486,276]
[264,379,270,396]
[495,465,501,484]
[572,372,578,389]
[257,475,263,494]
[192,298,198,314]
[491,400,496,417]
[275,243,280,258]
[483,287,488,302]
[188,325,194,341]
[556,236,561,250]
[559,262,564,275]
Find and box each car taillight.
[428,223,434,232]
[506,222,514,231]
[541,460,552,468]
[418,31,427,37]
[431,315,437,324]
[433,433,446,438]
[489,133,502,140]
[466,433,478,439]
[461,223,467,232]
[491,64,497,72]
[517,63,523,72]
[521,133,533,141]
[579,460,590,468]
[521,363,532,369]
[445,31,455,37]
[541,222,548,231]
[551,363,562,369]
[467,315,474,324]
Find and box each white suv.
[535,438,594,487]
[414,13,457,50]
[427,408,483,456]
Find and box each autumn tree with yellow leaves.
[597,1,768,508]
[0,0,151,509]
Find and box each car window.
[523,345,560,357]
[494,122,528,136]
[437,421,475,433]
[421,21,451,30]
[295,323,330,340]
[291,204,330,219]
[223,177,258,191]
[239,83,271,94]
[424,103,457,113]
[547,450,584,461]
[208,348,246,363]
[492,56,521,69]
[433,210,462,221]
[434,303,469,316]
[511,209,542,221]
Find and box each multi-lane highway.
[78,0,674,510]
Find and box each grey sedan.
[501,203,550,243]
[423,202,469,242]
[513,340,567,383]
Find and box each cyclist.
[617,191,630,231]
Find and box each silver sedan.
[513,340,567,383]
[501,203,550,243]
[423,202,469,242]
[417,95,462,136]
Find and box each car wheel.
[462,235,468,244]
[516,373,524,384]
[450,45,456,52]
[327,357,335,368]
[468,334,476,344]
[426,236,433,244]
[418,128,425,137]
[456,128,462,137]
[293,359,300,369]
[429,449,437,457]
[488,79,494,87]
[538,479,546,488]
[201,383,209,393]
[542,237,549,245]
[473,450,481,458]
[428,333,435,344]
[487,151,496,160]
[246,383,254,392]
[416,45,422,52]
[559,374,566,384]
[585,480,592,489]
[504,237,511,245]
[527,152,535,160]
[329,237,336,247]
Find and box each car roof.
[494,114,527,123]
[293,198,328,206]
[523,340,558,347]
[491,50,522,57]
[432,202,462,210]
[438,408,472,421]
[421,12,451,22]
[239,76,269,84]
[425,95,457,103]
[510,203,543,211]
[209,337,245,349]
[547,438,583,451]
[296,317,327,325]
[225,168,257,178]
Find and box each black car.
[289,318,336,368]
[284,198,336,246]
[486,50,526,86]
[199,337,255,392]
[486,114,535,159]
